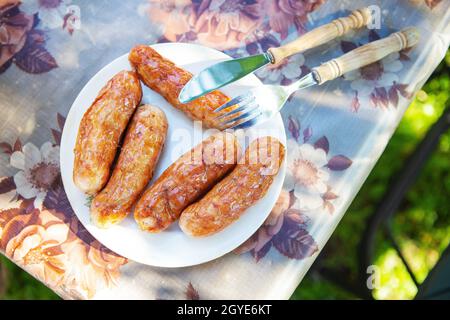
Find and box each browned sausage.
[128,45,233,129]
[73,70,142,195]
[90,105,168,228]
[134,132,240,232]
[179,137,285,237]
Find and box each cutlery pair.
[178,7,420,130]
[215,27,419,130]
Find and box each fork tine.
[221,106,262,126]
[232,113,265,130]
[214,92,254,113]
[227,110,263,130]
[215,100,258,120]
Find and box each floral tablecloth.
[0,0,449,299]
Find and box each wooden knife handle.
[268,7,372,64]
[312,27,420,84]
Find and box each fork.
[214,27,420,130]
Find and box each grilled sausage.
[179,137,285,237]
[134,132,240,232]
[90,105,168,228]
[73,70,142,194]
[129,45,233,129]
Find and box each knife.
[178,7,372,104]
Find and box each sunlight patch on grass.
[401,240,440,283]
[373,249,417,300]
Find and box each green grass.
[0,52,448,300]
[0,255,58,300]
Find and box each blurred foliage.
[293,50,450,300]
[0,51,448,301]
[0,255,58,299]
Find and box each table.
[0,0,448,299]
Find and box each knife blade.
[178,53,272,104]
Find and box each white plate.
[60,43,286,267]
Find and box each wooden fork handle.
[268,7,372,64]
[312,27,420,84]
